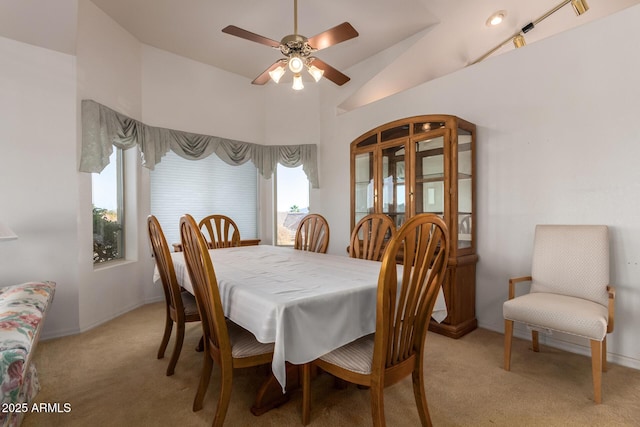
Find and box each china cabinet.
[350,115,477,338]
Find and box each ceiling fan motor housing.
[280,34,314,57]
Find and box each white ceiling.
[85,0,638,81]
[1,0,638,106]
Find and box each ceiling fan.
[222,0,359,89]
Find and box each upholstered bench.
[0,281,55,427]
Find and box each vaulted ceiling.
[1,0,638,109]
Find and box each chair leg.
[212,364,233,427]
[504,320,513,371]
[166,322,185,376]
[370,382,385,427]
[302,363,311,425]
[193,352,213,412]
[590,340,603,404]
[412,362,433,427]
[602,336,607,372]
[158,313,173,359]
[531,330,539,352]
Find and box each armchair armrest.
[508,276,532,300]
[607,285,615,333]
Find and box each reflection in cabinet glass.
[350,115,477,338]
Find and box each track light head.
[513,35,526,49]
[571,0,589,16]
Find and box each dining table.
[153,244,447,413]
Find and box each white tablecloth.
[153,245,447,390]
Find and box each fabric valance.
[79,99,319,188]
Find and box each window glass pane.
[381,125,409,142]
[275,164,310,246]
[381,144,406,228]
[414,136,445,219]
[92,149,124,263]
[458,132,473,249]
[150,151,257,249]
[354,152,374,226]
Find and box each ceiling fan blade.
[311,58,350,86]
[307,22,359,51]
[251,61,283,85]
[222,25,281,48]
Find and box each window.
[275,164,310,246]
[92,149,125,264]
[150,151,257,248]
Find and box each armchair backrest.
[530,225,609,306]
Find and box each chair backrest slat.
[148,216,184,316]
[374,214,449,372]
[294,214,330,253]
[181,214,232,358]
[350,214,396,261]
[199,214,241,249]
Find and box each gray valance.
[79,99,319,188]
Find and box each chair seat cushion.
[180,291,199,318]
[319,334,374,375]
[503,292,608,340]
[227,321,274,359]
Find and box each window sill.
[93,258,136,271]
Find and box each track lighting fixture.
[471,0,589,65]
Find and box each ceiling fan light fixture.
[308,65,324,82]
[288,56,304,73]
[268,65,286,83]
[571,0,589,16]
[292,74,304,90]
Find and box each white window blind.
[150,151,258,248]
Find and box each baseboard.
[478,320,640,371]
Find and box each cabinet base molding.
[429,317,478,339]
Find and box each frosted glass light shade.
[288,56,304,73]
[308,65,324,82]
[269,66,286,83]
[292,74,304,90]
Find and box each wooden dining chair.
[199,214,241,249]
[302,214,450,426]
[294,213,330,253]
[349,213,397,261]
[180,214,274,426]
[147,215,201,376]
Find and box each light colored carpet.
[23,302,640,426]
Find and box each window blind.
[150,150,257,248]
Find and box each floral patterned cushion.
[0,282,55,427]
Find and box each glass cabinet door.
[457,129,473,249]
[413,134,446,220]
[381,143,406,228]
[353,152,375,226]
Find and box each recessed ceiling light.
[486,10,507,27]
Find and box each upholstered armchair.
[503,225,615,404]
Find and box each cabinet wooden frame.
[350,114,477,338]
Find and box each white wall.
[2,0,639,371]
[317,5,640,368]
[0,35,79,337]
[75,0,151,331]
